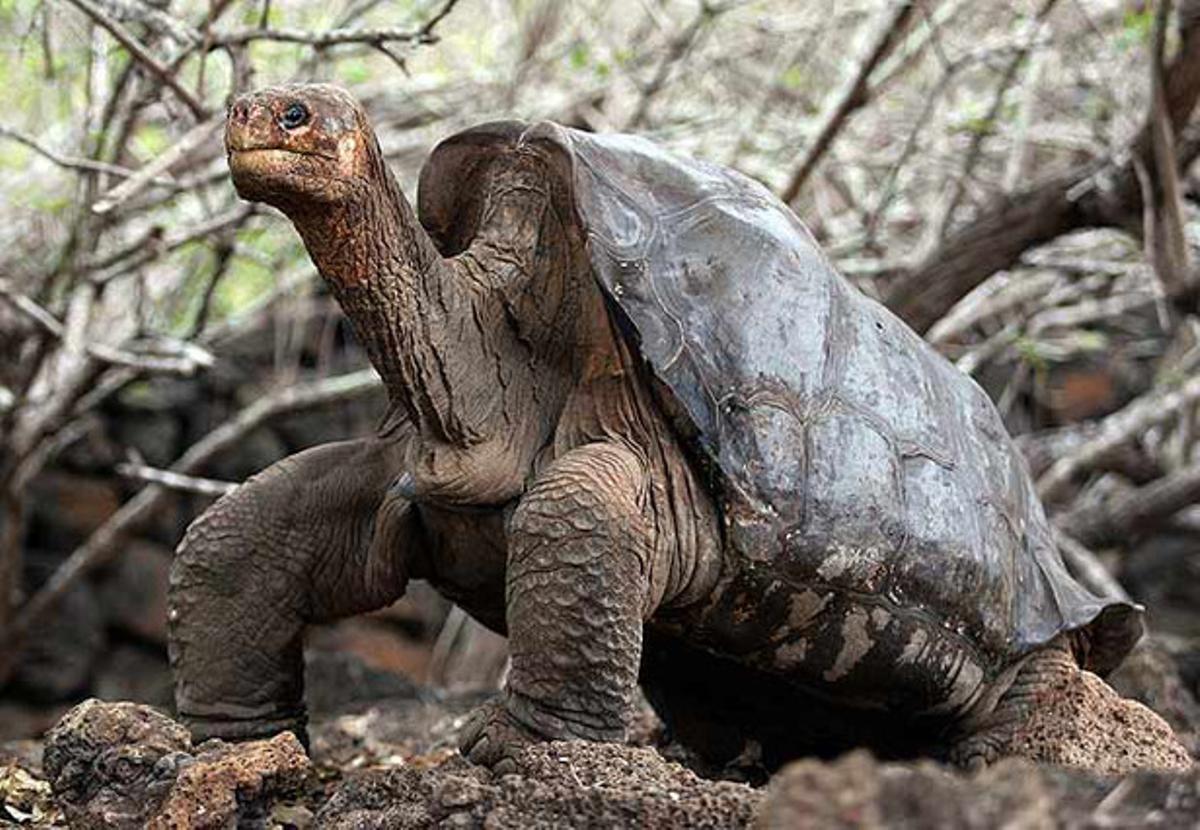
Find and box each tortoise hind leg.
[950,637,1191,774]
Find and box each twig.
[187,240,237,338]
[625,1,726,130]
[1165,503,1200,532]
[780,1,916,206]
[91,204,256,285]
[1019,255,1141,277]
[9,416,98,499]
[724,27,818,167]
[1057,461,1200,548]
[0,279,65,335]
[0,125,146,180]
[115,462,237,496]
[429,604,468,686]
[1003,47,1045,192]
[1026,292,1155,333]
[870,0,970,92]
[64,260,313,424]
[926,0,1059,244]
[1056,531,1130,601]
[0,368,383,682]
[91,117,222,214]
[209,0,462,50]
[884,4,1200,332]
[1018,423,1163,482]
[93,0,202,45]
[954,321,1018,376]
[0,279,213,376]
[77,342,211,376]
[65,0,209,119]
[1136,0,1195,306]
[1092,778,1137,818]
[1037,372,1200,501]
[209,24,438,48]
[863,33,1046,243]
[928,271,1060,345]
[863,67,952,244]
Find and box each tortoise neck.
[290,148,488,445]
[293,151,439,290]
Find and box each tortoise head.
[225,83,379,211]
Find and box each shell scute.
[784,412,899,597]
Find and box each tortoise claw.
[458,699,543,771]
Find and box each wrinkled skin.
[168,84,1190,774]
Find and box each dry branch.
[91,117,222,215]
[0,125,149,180]
[1055,533,1131,601]
[1037,372,1200,502]
[115,463,238,496]
[927,271,1059,346]
[925,0,1059,244]
[885,167,1088,333]
[626,2,727,129]
[208,0,461,49]
[0,368,382,683]
[65,0,209,119]
[1137,0,1196,305]
[1018,425,1163,483]
[780,1,917,206]
[0,279,213,376]
[94,0,202,45]
[1057,461,1200,548]
[884,5,1200,332]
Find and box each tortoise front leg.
[460,442,656,769]
[168,437,422,746]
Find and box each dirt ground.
[2,642,1197,829]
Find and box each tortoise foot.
[1001,670,1192,774]
[458,699,547,774]
[953,642,1192,775]
[948,730,1005,772]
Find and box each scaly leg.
[460,442,656,770]
[168,437,423,746]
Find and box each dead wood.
[884,5,1200,332]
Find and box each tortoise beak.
[225,94,280,155]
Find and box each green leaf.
[1118,9,1154,50]
[1014,335,1047,371]
[340,59,371,85]
[133,123,170,157]
[780,65,804,90]
[569,41,589,71]
[958,115,994,136]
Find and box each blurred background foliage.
[0,0,1164,341]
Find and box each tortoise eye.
[280,103,310,130]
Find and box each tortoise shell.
[418,121,1142,677]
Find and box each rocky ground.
[0,638,1197,829]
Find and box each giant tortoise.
[168,83,1190,774]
